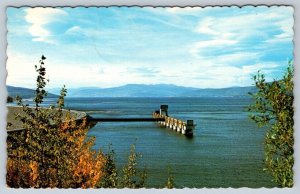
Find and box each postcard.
[5,6,294,188]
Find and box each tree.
[97,144,148,188]
[6,55,105,188]
[97,145,118,188]
[248,62,294,187]
[120,144,147,188]
[165,167,175,189]
[7,96,13,103]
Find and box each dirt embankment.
[6,106,86,131]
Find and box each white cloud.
[186,62,281,88]
[193,8,293,52]
[25,8,68,43]
[214,52,260,64]
[242,62,279,74]
[190,39,238,58]
[165,7,203,15]
[6,50,283,89]
[196,17,219,36]
[188,7,293,87]
[65,26,82,35]
[266,14,294,43]
[6,52,39,87]
[47,63,167,88]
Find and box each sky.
[6,6,294,89]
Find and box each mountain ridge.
[7,85,59,99]
[46,84,256,97]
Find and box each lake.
[57,97,275,188]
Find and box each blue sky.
[6,6,293,89]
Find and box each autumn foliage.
[6,56,105,188]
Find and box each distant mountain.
[49,84,199,97]
[185,86,257,97]
[48,86,102,97]
[48,84,256,97]
[7,86,59,99]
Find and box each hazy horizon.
[7,82,257,90]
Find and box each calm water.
[62,97,275,188]
[18,97,276,188]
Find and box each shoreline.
[6,106,86,132]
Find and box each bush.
[248,62,294,187]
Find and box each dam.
[7,105,195,137]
